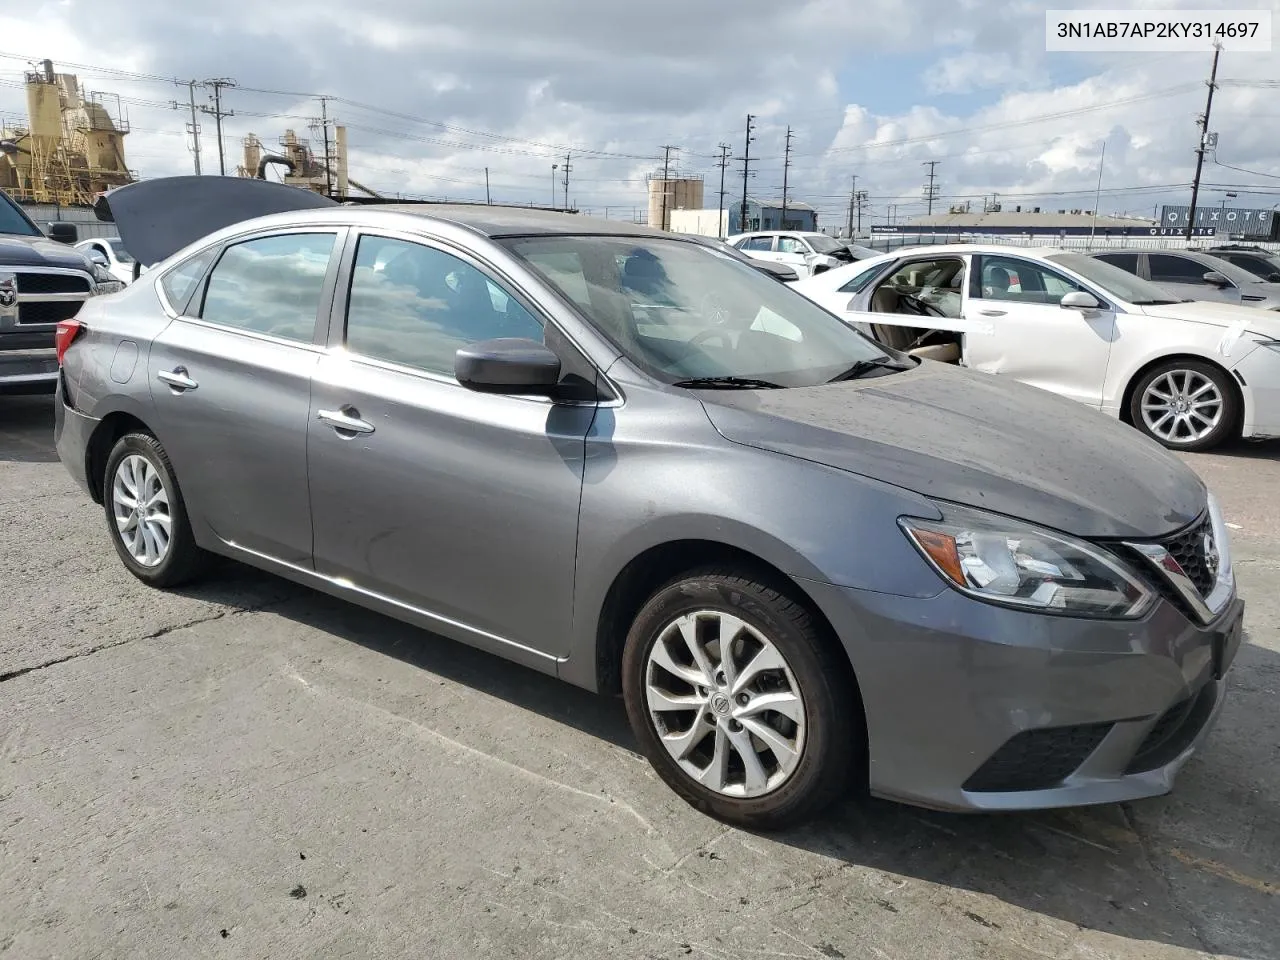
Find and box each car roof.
[362,203,668,239]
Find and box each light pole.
[551,164,558,208]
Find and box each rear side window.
[199,233,336,342]
[741,236,774,251]
[1095,252,1139,273]
[159,249,216,314]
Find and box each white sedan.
[793,243,1280,451]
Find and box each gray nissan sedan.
[54,177,1244,829]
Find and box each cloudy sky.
[3,0,1280,228]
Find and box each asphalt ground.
[1,393,1277,960]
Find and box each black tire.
[1128,359,1239,452]
[102,431,210,588]
[621,569,862,830]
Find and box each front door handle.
[157,367,198,391]
[977,309,1007,317]
[317,407,375,436]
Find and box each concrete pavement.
[2,394,1277,960]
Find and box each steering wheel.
[689,327,733,349]
[699,290,733,327]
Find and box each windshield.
[107,238,135,263]
[806,235,843,254]
[0,191,40,238]
[1046,253,1188,304]
[501,235,892,387]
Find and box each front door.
[962,253,1116,408]
[775,236,812,276]
[146,229,342,564]
[307,232,596,661]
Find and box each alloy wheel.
[1140,369,1224,444]
[644,610,806,798]
[111,454,172,567]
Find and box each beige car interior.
[867,257,965,364]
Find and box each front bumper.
[804,577,1245,813]
[1232,341,1280,439]
[0,347,58,395]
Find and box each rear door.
[841,255,977,349]
[306,230,598,662]
[962,253,1116,408]
[146,228,343,565]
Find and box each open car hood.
[95,176,339,267]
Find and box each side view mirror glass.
[455,337,561,396]
[1203,271,1230,286]
[1060,291,1101,310]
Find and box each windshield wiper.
[1131,298,1191,305]
[827,356,914,383]
[671,375,785,389]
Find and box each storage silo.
[648,177,704,231]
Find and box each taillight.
[55,318,84,366]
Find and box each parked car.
[0,187,124,395]
[74,236,138,285]
[56,176,1244,828]
[679,233,799,282]
[1203,244,1280,283]
[726,230,854,278]
[794,244,1280,451]
[1091,248,1280,310]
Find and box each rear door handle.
[977,309,1007,317]
[317,407,375,436]
[156,367,198,391]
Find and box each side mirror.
[811,263,830,275]
[455,337,561,396]
[47,222,78,244]
[1060,291,1101,310]
[1203,271,1230,287]
[87,249,109,266]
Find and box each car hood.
[0,234,93,271]
[1136,298,1280,335]
[95,175,338,266]
[699,361,1205,540]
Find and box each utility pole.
[551,163,558,208]
[170,80,203,175]
[780,125,793,230]
[922,160,940,216]
[715,143,731,239]
[739,114,755,235]
[485,167,491,204]
[316,96,332,197]
[846,175,857,238]
[855,190,869,234]
[1185,42,1222,242]
[562,152,572,211]
[199,78,236,176]
[659,144,676,231]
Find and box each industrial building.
[668,196,817,237]
[874,208,1212,239]
[0,60,134,206]
[647,176,704,231]
[238,127,390,201]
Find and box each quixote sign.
[1160,205,1276,235]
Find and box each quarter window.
[1095,252,1139,274]
[159,248,217,314]
[199,233,336,342]
[344,235,544,378]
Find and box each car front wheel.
[103,431,210,587]
[622,569,861,830]
[1129,360,1238,452]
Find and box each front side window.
[976,255,1083,305]
[501,235,890,387]
[874,257,965,318]
[106,239,135,263]
[344,235,543,378]
[199,233,336,342]
[777,237,806,255]
[1148,254,1217,285]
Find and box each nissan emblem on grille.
[1203,530,1219,583]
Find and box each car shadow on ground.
[0,395,58,464]
[165,570,1279,959]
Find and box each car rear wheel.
[622,569,861,829]
[1129,360,1238,452]
[103,432,210,587]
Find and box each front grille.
[1162,516,1218,598]
[18,301,83,325]
[15,273,92,295]
[1126,680,1218,774]
[963,721,1114,793]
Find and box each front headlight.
[899,507,1155,619]
[89,265,124,295]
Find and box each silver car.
[54,176,1245,828]
[1092,248,1280,309]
